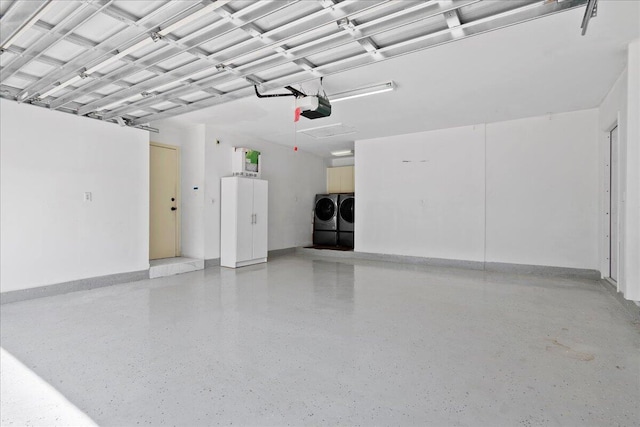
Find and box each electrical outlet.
[83,192,92,202]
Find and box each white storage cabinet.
[220,177,268,268]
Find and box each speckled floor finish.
[1,254,639,426]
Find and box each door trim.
[604,123,619,284]
[150,141,181,258]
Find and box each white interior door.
[610,126,619,282]
[252,180,268,259]
[236,178,254,263]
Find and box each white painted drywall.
[203,132,232,261]
[203,128,326,260]
[485,110,599,269]
[151,123,206,259]
[596,38,640,301]
[625,39,640,301]
[356,110,600,270]
[0,100,149,293]
[355,125,486,261]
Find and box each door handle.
[171,207,177,211]
[254,213,257,224]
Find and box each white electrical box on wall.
[232,147,262,178]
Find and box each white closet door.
[236,178,255,263]
[252,179,269,259]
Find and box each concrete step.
[149,257,204,279]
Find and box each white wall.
[485,111,599,268]
[203,127,326,260]
[151,123,206,259]
[356,109,599,270]
[355,125,486,261]
[150,121,327,261]
[0,100,149,293]
[626,39,640,301]
[598,38,640,301]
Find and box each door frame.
[604,123,619,283]
[150,141,181,258]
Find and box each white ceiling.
[164,0,639,157]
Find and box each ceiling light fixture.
[329,81,396,103]
[331,150,354,157]
[38,0,230,100]
[0,1,56,52]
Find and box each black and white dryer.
[338,193,354,248]
[313,194,338,246]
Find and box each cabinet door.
[252,180,268,259]
[236,178,255,262]
[340,166,354,192]
[327,167,341,193]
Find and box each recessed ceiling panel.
[0,50,18,67]
[2,75,33,90]
[178,91,211,103]
[305,43,369,68]
[128,109,150,117]
[298,123,356,139]
[150,100,178,111]
[41,1,83,27]
[252,1,322,33]
[73,13,129,44]
[6,27,42,49]
[110,0,166,19]
[155,52,197,72]
[16,61,55,78]
[252,62,302,83]
[94,83,126,96]
[200,32,259,63]
[41,39,87,63]
[123,69,159,85]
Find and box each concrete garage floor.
[1,254,639,426]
